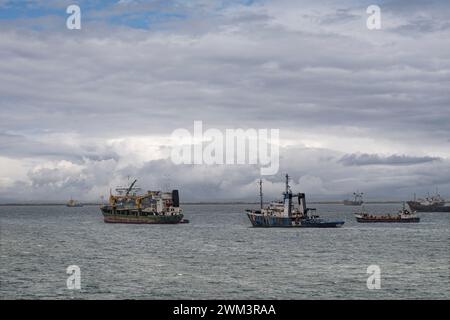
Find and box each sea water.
[0,204,449,299]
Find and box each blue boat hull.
[246,213,344,228]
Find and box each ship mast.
[284,174,292,217]
[258,179,263,210]
[285,174,290,194]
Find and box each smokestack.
[298,193,306,214]
[172,190,180,207]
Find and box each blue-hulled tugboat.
[245,174,345,228]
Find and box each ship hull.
[355,213,420,223]
[406,201,450,212]
[101,207,184,224]
[343,200,363,206]
[356,217,420,223]
[246,212,344,228]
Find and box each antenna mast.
[259,179,263,210]
[285,174,290,194]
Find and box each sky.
[0,0,449,203]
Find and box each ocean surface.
[1,203,449,299]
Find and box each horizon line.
[0,200,428,207]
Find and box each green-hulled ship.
[100,179,188,224]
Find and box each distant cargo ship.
[100,179,188,224]
[66,198,83,207]
[355,205,420,223]
[343,192,364,206]
[245,175,345,228]
[407,193,450,212]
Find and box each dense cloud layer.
[0,0,449,202]
[338,154,441,166]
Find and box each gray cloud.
[0,132,119,162]
[2,146,449,203]
[338,153,441,166]
[1,0,450,202]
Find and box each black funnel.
[172,190,180,207]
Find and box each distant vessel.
[100,179,188,224]
[245,175,345,228]
[407,192,450,212]
[355,204,420,223]
[66,198,83,207]
[343,192,364,206]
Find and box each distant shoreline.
[0,201,431,206]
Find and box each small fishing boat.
[407,191,450,212]
[354,204,420,223]
[343,192,364,206]
[66,197,83,207]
